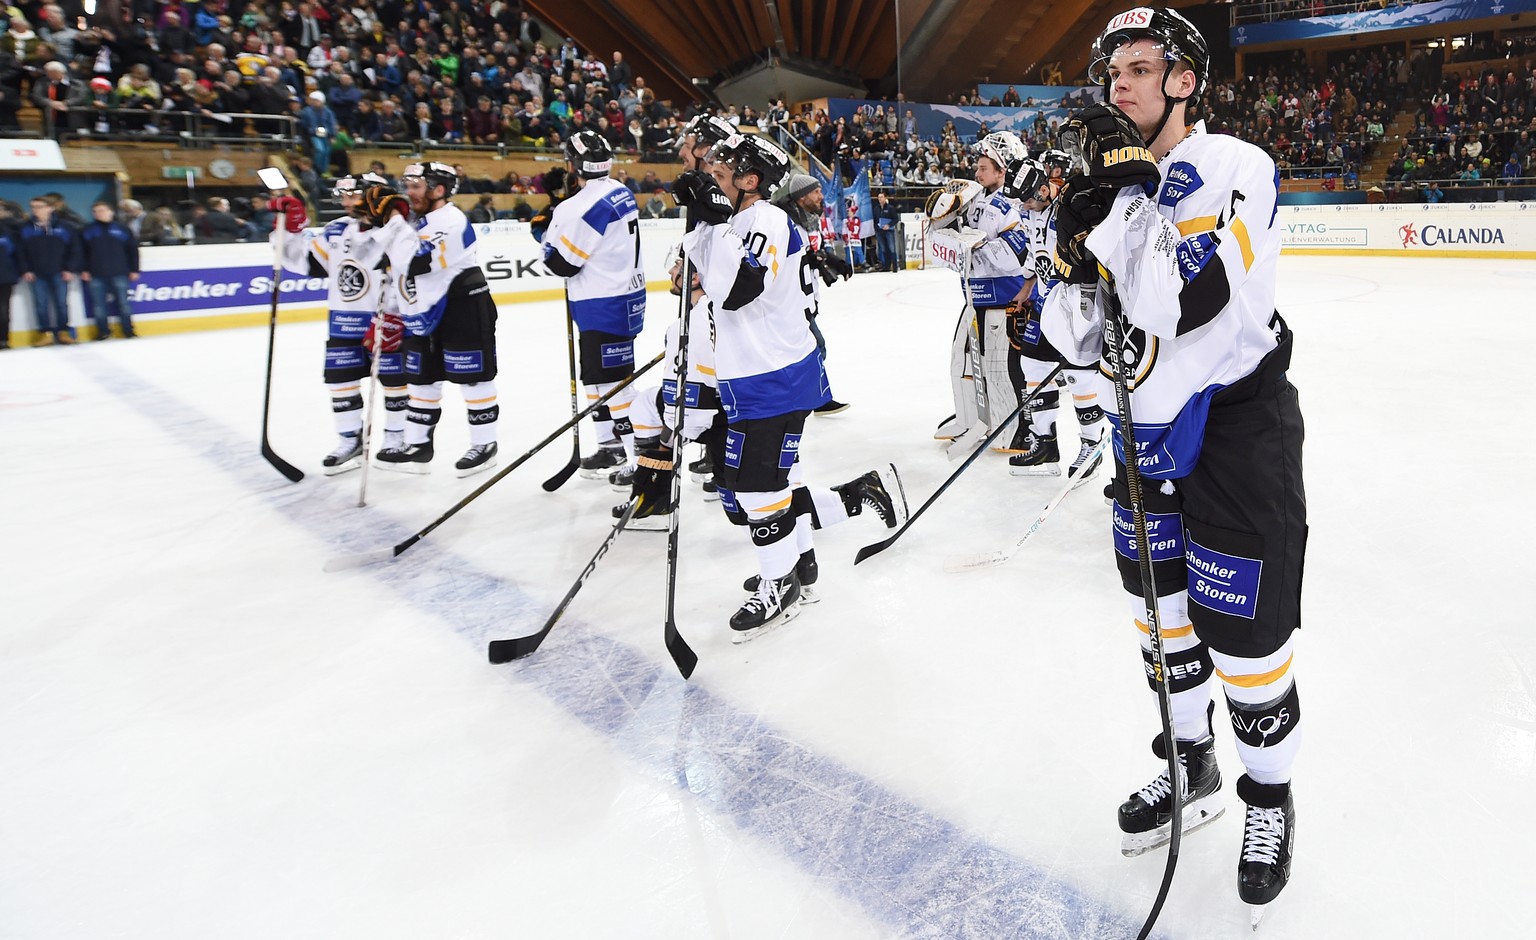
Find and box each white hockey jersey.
[276,218,387,339]
[368,202,483,336]
[542,177,646,336]
[961,191,1030,307]
[661,291,719,411]
[1021,204,1058,304]
[682,198,828,422]
[1041,122,1283,480]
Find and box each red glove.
[363,313,404,353]
[272,195,307,234]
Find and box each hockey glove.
[1053,175,1115,285]
[671,170,734,226]
[631,444,675,515]
[530,210,553,243]
[272,195,308,234]
[1063,103,1161,190]
[542,167,571,204]
[362,185,410,228]
[1004,297,1036,350]
[815,249,854,285]
[363,312,404,353]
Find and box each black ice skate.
[1068,435,1104,488]
[322,433,363,476]
[1237,775,1295,929]
[612,492,673,531]
[579,445,624,479]
[1118,732,1226,857]
[730,571,802,642]
[688,453,713,483]
[375,440,434,473]
[1008,428,1060,476]
[608,464,635,491]
[812,398,851,415]
[744,549,820,604]
[701,478,720,502]
[833,464,907,528]
[455,443,498,478]
[992,419,1033,455]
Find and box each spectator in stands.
[641,187,667,219]
[467,94,499,143]
[873,191,900,273]
[368,97,408,143]
[300,90,337,176]
[1424,180,1445,203]
[467,193,495,224]
[115,64,161,132]
[0,46,21,130]
[139,206,181,246]
[20,195,79,345]
[609,50,633,94]
[1502,153,1523,182]
[31,60,88,139]
[197,197,243,243]
[79,201,140,340]
[117,199,145,240]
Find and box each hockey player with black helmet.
[676,133,896,640]
[366,160,502,477]
[1039,6,1307,925]
[271,172,409,474]
[539,129,648,480]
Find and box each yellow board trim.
[1216,654,1293,689]
[1281,247,1536,260]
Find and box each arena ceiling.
[527,0,1185,106]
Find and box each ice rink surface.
[3,255,1531,939]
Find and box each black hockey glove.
[542,167,571,205]
[672,170,733,226]
[813,248,853,286]
[362,185,409,229]
[1053,175,1115,285]
[1004,297,1036,350]
[1063,103,1160,190]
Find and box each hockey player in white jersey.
[1042,7,1307,923]
[925,132,1033,457]
[771,173,853,411]
[271,173,408,474]
[538,130,647,480]
[675,134,901,639]
[1002,154,1107,480]
[366,162,501,476]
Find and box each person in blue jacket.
[19,196,80,346]
[0,202,22,350]
[79,201,141,339]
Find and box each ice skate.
[730,571,802,642]
[375,440,434,473]
[1237,775,1294,930]
[608,464,636,491]
[579,445,624,479]
[1118,732,1225,857]
[832,465,906,528]
[701,478,720,502]
[322,433,363,475]
[1008,429,1060,476]
[1068,436,1104,487]
[688,453,713,483]
[744,550,819,604]
[455,443,498,478]
[812,398,851,415]
[613,492,672,531]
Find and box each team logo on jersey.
[335,261,369,302]
[397,273,418,304]
[1160,162,1204,208]
[1099,311,1156,390]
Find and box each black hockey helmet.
[401,161,459,197]
[709,133,791,197]
[1039,148,1073,175]
[1001,155,1048,204]
[564,129,613,178]
[683,113,737,149]
[1088,7,1209,100]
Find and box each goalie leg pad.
[981,307,1020,436]
[949,305,979,431]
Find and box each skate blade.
[579,467,615,480]
[456,459,498,479]
[689,471,713,483]
[729,599,801,644]
[798,586,820,605]
[1250,904,1269,930]
[608,478,633,492]
[1009,464,1062,478]
[373,460,430,474]
[625,513,672,531]
[1119,795,1226,857]
[322,457,362,476]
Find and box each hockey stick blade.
[540,442,581,492]
[664,621,698,678]
[262,441,305,482]
[487,499,639,663]
[942,550,1007,573]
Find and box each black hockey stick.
[854,362,1063,565]
[541,296,582,491]
[260,224,304,482]
[322,352,663,572]
[661,251,699,679]
[1098,272,1181,940]
[487,496,639,663]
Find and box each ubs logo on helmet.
[336,261,368,301]
[1105,7,1154,31]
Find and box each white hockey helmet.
[974,131,1027,173]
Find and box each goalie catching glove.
[362,185,410,228]
[1060,103,1160,189]
[923,179,986,230]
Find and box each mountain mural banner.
[826,98,1098,145]
[1231,0,1536,47]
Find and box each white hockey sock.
[807,486,851,528]
[743,490,797,581]
[462,380,498,446]
[405,383,443,445]
[1130,591,1216,742]
[327,380,364,436]
[381,386,408,433]
[1214,636,1302,785]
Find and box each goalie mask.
[973,131,1027,174]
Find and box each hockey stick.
[322,351,664,571]
[1098,271,1181,940]
[854,362,1062,565]
[943,432,1108,572]
[541,295,582,491]
[487,496,639,663]
[260,223,304,482]
[356,314,386,507]
[661,252,699,680]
